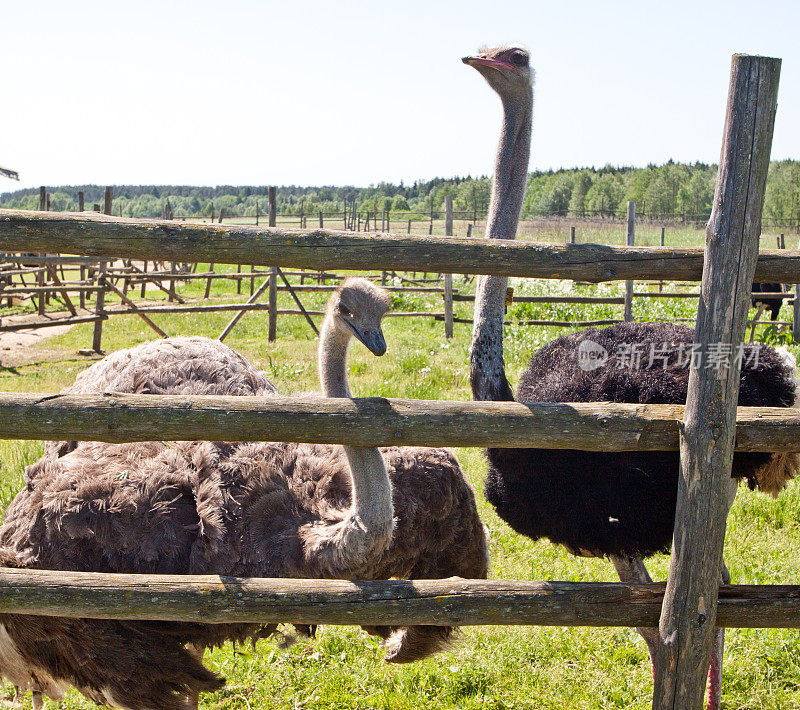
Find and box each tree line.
[2,160,798,223]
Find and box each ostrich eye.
[510,51,527,67]
[339,304,352,317]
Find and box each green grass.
[1,260,800,709]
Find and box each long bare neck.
[470,89,532,402]
[315,310,394,574]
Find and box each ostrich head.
[327,277,391,356]
[462,46,533,99]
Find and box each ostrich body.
[45,335,277,458]
[749,282,785,342]
[0,279,488,709]
[465,46,798,709]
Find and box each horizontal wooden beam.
[0,315,104,332]
[0,568,795,628]
[3,210,800,282]
[0,393,798,451]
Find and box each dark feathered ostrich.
[749,281,785,342]
[464,46,799,710]
[0,278,488,709]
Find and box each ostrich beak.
[356,327,387,357]
[462,55,514,72]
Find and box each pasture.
[1,247,799,709]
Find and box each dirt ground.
[0,312,91,367]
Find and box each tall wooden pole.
[624,202,635,321]
[103,187,113,216]
[652,54,781,710]
[77,191,85,212]
[92,264,107,353]
[268,187,278,341]
[443,196,454,338]
[38,187,46,211]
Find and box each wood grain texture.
[0,393,797,451]
[0,569,796,628]
[3,209,800,282]
[654,55,782,710]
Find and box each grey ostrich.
[0,278,488,709]
[45,335,278,458]
[464,45,798,710]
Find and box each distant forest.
[2,160,799,225]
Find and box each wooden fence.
[0,55,790,709]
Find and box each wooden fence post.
[268,187,276,228]
[570,226,576,244]
[624,202,635,321]
[92,264,107,353]
[36,264,45,316]
[319,211,324,229]
[39,186,46,211]
[78,191,84,212]
[652,54,781,710]
[659,227,666,292]
[267,186,278,339]
[443,197,454,339]
[268,266,278,341]
[103,187,113,216]
[794,236,800,344]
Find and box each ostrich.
[44,335,278,458]
[464,45,798,709]
[0,278,488,709]
[749,281,785,342]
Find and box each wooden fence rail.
[3,210,800,282]
[0,569,797,629]
[0,393,798,451]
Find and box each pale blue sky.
[3,0,798,191]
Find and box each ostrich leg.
[612,555,730,710]
[182,644,206,710]
[706,562,731,710]
[749,304,765,342]
[610,556,659,666]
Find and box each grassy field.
[1,248,800,708]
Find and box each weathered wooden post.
[268,186,278,341]
[407,219,411,234]
[39,187,46,211]
[794,236,800,344]
[319,211,324,229]
[36,263,45,316]
[652,54,781,710]
[570,226,576,244]
[443,196,454,339]
[659,226,666,292]
[103,187,113,216]
[268,187,276,228]
[210,202,215,223]
[78,191,85,212]
[624,202,635,321]
[92,264,107,353]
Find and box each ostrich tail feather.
[753,346,800,497]
[380,625,456,664]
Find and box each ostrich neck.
[470,91,532,402]
[316,312,394,572]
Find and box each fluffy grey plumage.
[0,280,488,709]
[47,336,277,458]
